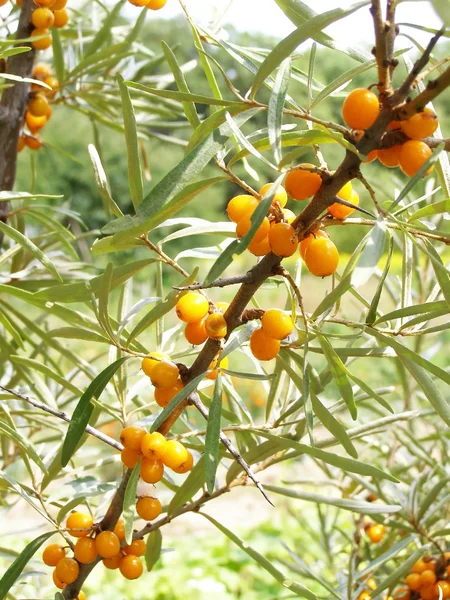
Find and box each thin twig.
[370,0,391,96]
[140,234,190,278]
[0,385,123,451]
[355,170,387,216]
[173,272,254,291]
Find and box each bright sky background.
[155,0,442,48]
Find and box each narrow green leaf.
[168,455,205,515]
[0,311,24,349]
[311,273,352,319]
[253,430,398,482]
[346,372,394,413]
[123,462,141,544]
[0,531,56,598]
[250,2,368,98]
[145,529,162,571]
[85,0,126,57]
[0,221,62,283]
[417,477,450,523]
[51,29,65,84]
[408,197,450,221]
[201,513,318,600]
[422,240,450,309]
[162,41,200,129]
[366,236,394,325]
[61,357,128,466]
[351,219,387,288]
[265,486,402,513]
[126,81,242,106]
[185,106,253,154]
[318,335,356,419]
[88,144,123,218]
[205,374,222,494]
[268,57,291,164]
[34,259,156,303]
[49,327,110,344]
[374,301,447,325]
[118,74,144,209]
[9,356,82,396]
[150,372,206,433]
[0,421,47,473]
[310,392,357,457]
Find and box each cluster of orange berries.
[41,511,152,593]
[18,63,57,151]
[128,0,167,10]
[29,0,69,51]
[249,308,294,361]
[342,88,438,176]
[226,173,358,277]
[120,424,193,477]
[395,553,450,600]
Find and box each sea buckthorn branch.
[385,0,398,76]
[370,0,393,97]
[396,64,450,120]
[140,234,190,279]
[0,0,36,250]
[173,273,255,291]
[0,385,123,451]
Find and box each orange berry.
[123,539,146,557]
[55,557,79,584]
[150,360,179,388]
[119,554,144,580]
[33,0,55,7]
[42,544,66,566]
[172,450,194,473]
[141,352,167,377]
[28,94,50,117]
[366,579,377,591]
[236,214,270,243]
[205,312,227,339]
[52,569,66,589]
[396,591,411,600]
[399,140,433,177]
[95,531,121,559]
[419,571,437,588]
[129,0,148,5]
[388,120,402,131]
[140,457,164,483]
[51,0,66,8]
[268,222,298,257]
[18,136,26,152]
[78,592,87,600]
[185,319,208,345]
[66,512,93,538]
[342,88,379,130]
[259,183,288,208]
[120,426,146,451]
[284,165,322,201]
[249,328,280,361]
[378,145,402,168]
[248,235,271,257]
[299,230,328,259]
[146,0,167,8]
[405,573,422,591]
[358,592,371,600]
[141,432,166,460]
[74,537,98,564]
[437,581,450,599]
[102,554,122,569]
[328,190,359,220]
[52,7,68,27]
[175,292,209,323]
[215,301,229,313]
[261,309,294,340]
[282,208,296,224]
[25,111,47,134]
[420,585,439,600]
[335,180,353,202]
[43,75,59,98]
[33,63,52,80]
[363,149,378,163]
[31,7,54,28]
[303,236,339,277]
[366,523,386,544]
[161,440,189,470]
[31,28,52,50]
[136,496,162,521]
[120,448,140,469]
[113,519,125,541]
[24,134,42,150]
[401,108,438,140]
[412,559,430,574]
[206,356,228,380]
[226,194,258,223]
[154,381,183,408]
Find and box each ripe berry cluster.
[18,63,57,151]
[399,554,450,600]
[30,0,69,51]
[128,0,168,10]
[343,88,438,176]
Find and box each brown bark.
[0,0,36,247]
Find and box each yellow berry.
[123,539,146,557]
[185,319,208,345]
[259,183,287,208]
[378,145,402,168]
[284,165,322,201]
[299,230,328,259]
[401,108,438,140]
[150,360,180,388]
[161,440,190,470]
[141,432,166,460]
[140,457,164,483]
[154,381,183,407]
[31,7,54,29]
[66,512,93,538]
[102,554,122,570]
[248,235,271,257]
[303,236,339,277]
[226,194,258,223]
[366,523,386,544]
[42,544,66,566]
[54,557,79,584]
[119,554,144,579]
[28,94,50,117]
[399,140,433,177]
[236,214,270,243]
[205,312,227,339]
[249,328,280,361]
[176,292,209,323]
[141,352,167,377]
[31,27,52,50]
[328,190,359,220]
[120,426,146,451]
[120,448,141,469]
[95,531,121,559]
[136,496,162,521]
[342,88,379,130]
[52,7,68,27]
[268,222,298,257]
[74,537,98,564]
[261,309,294,340]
